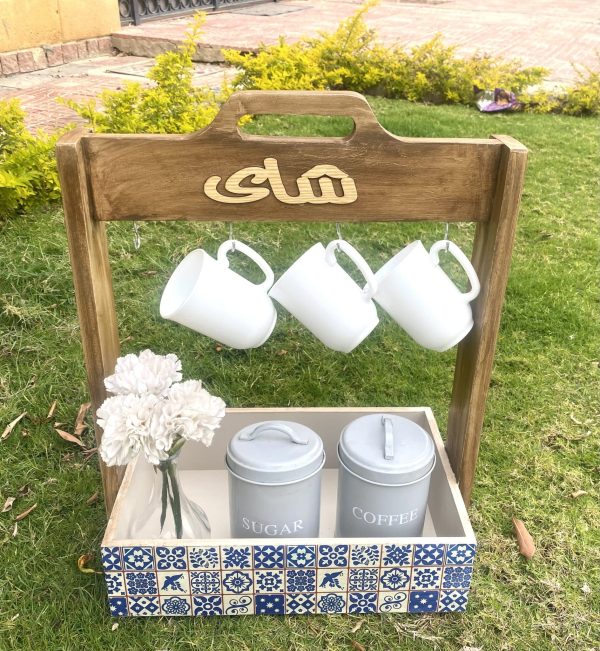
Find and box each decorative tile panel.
[105,572,126,596]
[378,591,408,613]
[439,589,469,612]
[160,595,191,616]
[442,565,473,589]
[445,544,476,565]
[317,568,348,591]
[223,595,253,615]
[316,592,346,614]
[254,545,285,569]
[102,547,123,571]
[129,596,159,616]
[348,592,377,614]
[125,571,157,595]
[156,546,187,570]
[286,545,316,568]
[350,544,380,567]
[193,595,223,616]
[189,571,220,594]
[157,571,190,595]
[318,544,349,568]
[123,546,154,571]
[189,546,220,569]
[102,542,475,616]
[255,570,284,593]
[255,594,285,615]
[222,570,253,595]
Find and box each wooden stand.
[56,90,527,514]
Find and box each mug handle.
[429,240,481,303]
[325,239,378,300]
[240,422,309,445]
[217,239,275,291]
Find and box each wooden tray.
[101,407,476,616]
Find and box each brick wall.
[0,37,115,76]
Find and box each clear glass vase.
[126,450,211,540]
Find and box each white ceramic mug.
[160,239,277,349]
[269,239,379,353]
[373,240,480,352]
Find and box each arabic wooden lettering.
[204,157,358,205]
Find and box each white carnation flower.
[104,349,182,397]
[98,393,160,466]
[161,380,226,447]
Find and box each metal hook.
[335,223,343,252]
[228,222,236,252]
[444,223,450,251]
[133,221,141,250]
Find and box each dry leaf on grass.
[74,402,91,437]
[56,428,86,448]
[15,503,37,521]
[86,491,99,506]
[351,642,366,651]
[512,517,535,559]
[111,622,119,631]
[215,344,223,352]
[47,400,57,419]
[1,412,27,441]
[12,523,17,537]
[351,619,365,633]
[17,484,30,497]
[77,553,103,574]
[2,496,15,513]
[570,490,587,499]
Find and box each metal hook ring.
[335,223,342,252]
[228,223,236,252]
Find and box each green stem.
[166,459,183,539]
[168,436,186,457]
[159,466,168,533]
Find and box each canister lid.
[226,420,324,484]
[339,414,435,485]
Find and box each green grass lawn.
[0,98,598,650]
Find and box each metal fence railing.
[119,0,276,25]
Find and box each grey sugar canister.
[226,421,325,538]
[336,414,436,537]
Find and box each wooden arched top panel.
[69,91,508,223]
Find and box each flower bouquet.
[97,350,226,539]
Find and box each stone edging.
[0,37,116,76]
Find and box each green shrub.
[224,1,547,107]
[562,65,600,115]
[0,99,62,219]
[63,14,234,133]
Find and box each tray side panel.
[101,408,476,617]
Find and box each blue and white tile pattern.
[102,542,475,616]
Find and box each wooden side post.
[446,135,528,504]
[56,130,123,514]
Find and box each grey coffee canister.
[336,414,436,537]
[226,420,325,538]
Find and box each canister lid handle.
[240,422,309,445]
[382,416,394,460]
